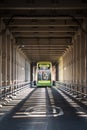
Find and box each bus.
[36,61,52,87]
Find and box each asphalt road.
[0,87,87,130]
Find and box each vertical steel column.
[75,34,78,85]
[80,31,85,85]
[72,45,74,84]
[63,53,66,82]
[0,19,2,95]
[11,39,13,85]
[77,35,80,84]
[83,18,87,94]
[1,21,7,97]
[30,62,33,82]
[59,57,63,82]
[69,46,73,84]
[68,47,71,83]
[67,49,69,83]
[7,34,11,85]
[56,62,58,81]
[70,46,73,83]
[11,39,16,85]
[25,60,27,82]
[2,29,7,87]
[13,43,16,84]
[73,39,76,84]
[85,20,87,93]
[16,48,18,84]
[66,50,68,83]
[33,65,36,81]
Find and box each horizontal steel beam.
[15,35,72,38]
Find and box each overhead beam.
[15,35,72,38]
[20,45,69,47]
[4,16,83,20]
[21,47,67,49]
[8,20,79,27]
[20,46,68,49]
[13,32,74,35]
[0,5,87,10]
[11,29,77,33]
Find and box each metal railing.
[56,81,87,99]
[0,81,31,99]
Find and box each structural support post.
[75,34,80,85]
[85,20,87,94]
[11,39,13,85]
[73,39,76,84]
[56,63,58,81]
[7,33,11,86]
[1,21,7,97]
[13,43,16,85]
[30,62,33,82]
[0,19,2,95]
[2,30,7,87]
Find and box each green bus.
[36,61,52,87]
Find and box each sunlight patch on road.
[55,87,87,118]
